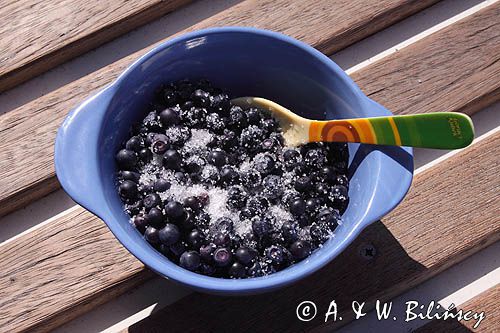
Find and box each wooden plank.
[1,3,499,332]
[0,207,155,333]
[0,0,443,218]
[415,285,499,333]
[120,129,500,333]
[0,0,193,93]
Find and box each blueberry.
[229,262,246,278]
[246,196,270,214]
[146,207,164,228]
[220,166,239,185]
[315,183,329,196]
[321,166,337,184]
[158,223,180,245]
[153,179,171,192]
[200,243,216,261]
[309,223,330,243]
[220,130,238,151]
[206,113,226,133]
[119,170,140,182]
[192,89,211,107]
[213,232,231,247]
[294,176,312,192]
[261,138,279,152]
[213,247,232,267]
[317,208,340,228]
[229,105,248,129]
[179,251,201,271]
[304,149,327,168]
[163,88,177,106]
[211,94,231,115]
[165,201,185,219]
[207,149,227,167]
[144,226,160,244]
[126,136,143,152]
[241,169,262,190]
[183,196,201,211]
[119,180,138,199]
[252,216,272,238]
[187,229,204,249]
[289,240,311,260]
[253,153,275,175]
[305,197,319,215]
[133,214,148,232]
[159,108,181,126]
[336,174,349,187]
[152,139,169,155]
[199,263,216,276]
[138,148,152,162]
[246,108,261,124]
[215,217,234,234]
[283,149,300,164]
[239,125,264,151]
[174,171,187,183]
[183,107,208,127]
[169,242,186,257]
[178,209,195,230]
[281,222,298,243]
[247,261,262,277]
[265,245,286,265]
[227,186,247,209]
[116,149,138,170]
[261,117,279,133]
[144,193,161,210]
[262,175,283,200]
[197,192,210,207]
[163,149,182,170]
[235,247,256,265]
[125,199,143,215]
[289,198,306,216]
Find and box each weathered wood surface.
[0,207,155,333]
[0,0,192,92]
[0,0,443,217]
[351,3,500,117]
[415,284,499,333]
[1,2,499,333]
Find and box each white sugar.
[184,129,213,151]
[268,205,292,228]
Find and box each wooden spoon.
[231,97,474,149]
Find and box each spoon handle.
[310,112,474,149]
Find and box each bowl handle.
[54,85,116,219]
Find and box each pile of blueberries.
[115,79,350,278]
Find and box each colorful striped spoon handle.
[309,112,474,149]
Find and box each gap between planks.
[0,0,445,218]
[414,284,499,332]
[2,1,498,327]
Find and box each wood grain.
[351,3,500,117]
[0,207,155,333]
[0,0,443,217]
[1,3,499,332]
[0,0,193,92]
[120,129,500,333]
[415,284,499,333]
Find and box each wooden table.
[0,0,498,332]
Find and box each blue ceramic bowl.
[55,27,413,295]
